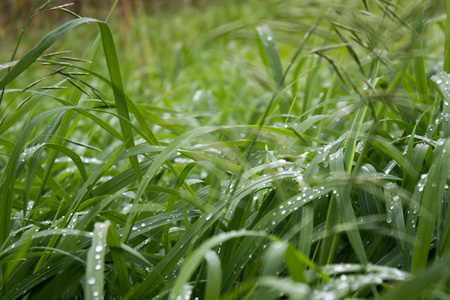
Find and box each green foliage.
[1,0,450,299]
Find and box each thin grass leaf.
[445,0,450,72]
[86,221,110,300]
[169,230,265,300]
[106,224,132,295]
[329,149,368,264]
[384,183,406,254]
[204,250,222,300]
[0,18,97,89]
[411,139,450,272]
[431,71,450,138]
[256,24,288,113]
[96,21,141,180]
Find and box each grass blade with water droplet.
[86,221,110,300]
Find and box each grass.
[1,0,450,299]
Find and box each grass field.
[1,0,450,299]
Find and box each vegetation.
[1,0,450,299]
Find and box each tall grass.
[1,0,450,299]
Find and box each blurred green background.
[0,0,216,38]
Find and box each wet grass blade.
[411,139,450,272]
[169,230,264,300]
[431,71,450,138]
[329,149,367,264]
[86,221,110,300]
[106,224,132,295]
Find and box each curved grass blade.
[0,18,98,89]
[169,230,265,300]
[222,182,336,292]
[122,126,232,242]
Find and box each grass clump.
[1,0,450,299]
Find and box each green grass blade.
[431,71,450,138]
[411,139,450,272]
[256,25,283,87]
[0,18,97,89]
[204,250,222,300]
[169,230,264,300]
[256,24,288,113]
[96,22,141,180]
[86,221,110,300]
[329,149,367,264]
[381,255,450,300]
[122,126,227,242]
[445,0,450,72]
[106,224,132,295]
